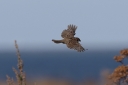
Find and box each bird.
[52,24,87,52]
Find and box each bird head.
[75,37,81,42]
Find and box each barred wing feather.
[61,24,77,38]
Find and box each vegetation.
[1,40,127,85]
[6,40,26,85]
[107,49,128,85]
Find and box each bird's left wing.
[61,24,77,39]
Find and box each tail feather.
[52,39,64,44]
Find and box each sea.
[0,49,125,82]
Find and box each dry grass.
[6,40,26,85]
[6,75,15,85]
[120,49,128,56]
[107,49,128,85]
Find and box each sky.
[0,0,128,51]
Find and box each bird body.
[52,24,87,52]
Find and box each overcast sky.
[0,0,128,51]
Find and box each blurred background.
[0,0,128,84]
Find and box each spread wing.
[66,39,85,52]
[61,24,77,39]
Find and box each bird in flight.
[52,24,87,52]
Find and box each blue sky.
[0,0,128,51]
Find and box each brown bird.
[52,24,87,52]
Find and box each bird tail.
[52,39,64,44]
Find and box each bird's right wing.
[61,24,77,39]
[66,39,85,52]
